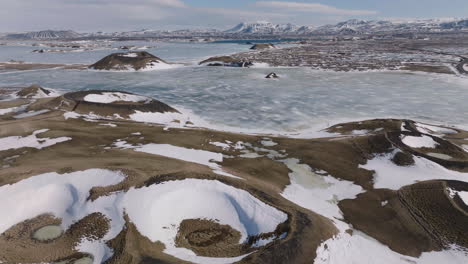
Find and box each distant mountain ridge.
[224,19,468,35]
[2,18,468,40]
[225,21,314,34]
[314,18,468,34]
[5,30,82,40]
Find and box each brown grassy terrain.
[0,87,467,263]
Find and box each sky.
[0,0,467,32]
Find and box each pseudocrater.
[51,90,193,127]
[123,179,288,264]
[88,51,179,71]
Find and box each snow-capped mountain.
[3,18,468,40]
[85,28,220,38]
[225,22,313,34]
[5,30,82,40]
[315,18,468,34]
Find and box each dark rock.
[250,43,276,50]
[265,72,279,79]
[391,151,415,166]
[199,56,253,68]
[16,84,52,98]
[456,58,468,74]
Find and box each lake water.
[1,41,467,134]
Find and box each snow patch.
[415,123,457,136]
[401,135,439,148]
[114,142,240,179]
[83,92,151,104]
[427,152,452,160]
[261,139,278,147]
[129,110,204,128]
[13,109,50,119]
[315,231,468,264]
[0,129,71,151]
[0,106,20,115]
[64,111,81,120]
[119,53,138,58]
[281,158,363,220]
[447,188,468,206]
[361,151,468,190]
[99,123,117,127]
[210,141,231,150]
[351,129,370,135]
[140,62,183,71]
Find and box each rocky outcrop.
[16,85,53,98]
[339,179,468,257]
[53,90,179,117]
[199,56,253,67]
[456,58,468,74]
[265,72,279,79]
[89,51,170,71]
[399,180,468,249]
[250,43,276,50]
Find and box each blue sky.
[1,0,467,32]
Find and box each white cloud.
[0,0,376,31]
[81,0,188,8]
[0,0,186,31]
[194,7,288,21]
[255,1,378,16]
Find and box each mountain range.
[5,30,82,40]
[3,18,468,39]
[224,18,468,35]
[313,18,468,34]
[224,21,314,35]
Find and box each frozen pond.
[33,225,63,241]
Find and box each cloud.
[194,7,288,21]
[79,0,187,8]
[254,1,378,16]
[0,0,188,31]
[0,0,377,32]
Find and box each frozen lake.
[1,41,467,133]
[0,40,282,65]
